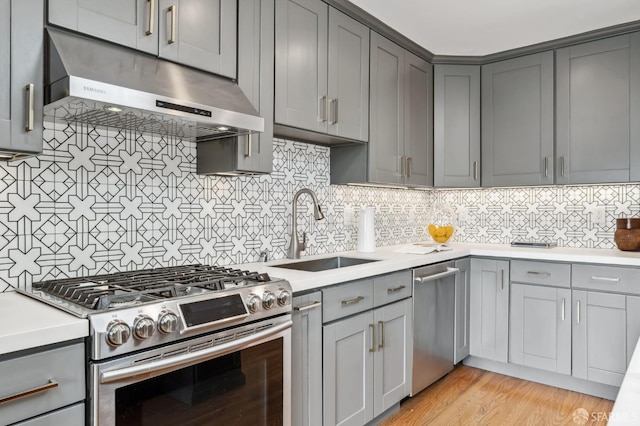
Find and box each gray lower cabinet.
[158,0,237,78]
[469,258,510,362]
[275,0,369,142]
[0,0,43,156]
[49,0,237,78]
[197,0,273,174]
[292,292,323,426]
[510,283,572,374]
[556,33,640,184]
[481,51,554,186]
[0,342,85,425]
[454,258,471,363]
[434,65,480,187]
[48,0,158,55]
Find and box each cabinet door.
[323,311,374,426]
[327,8,369,142]
[434,65,480,187]
[0,0,9,146]
[48,0,158,55]
[236,0,274,173]
[556,33,640,184]
[6,0,43,154]
[158,0,236,78]
[482,51,554,186]
[369,32,404,185]
[572,290,627,386]
[404,53,433,187]
[627,296,640,366]
[470,258,510,362]
[510,284,571,374]
[275,0,328,133]
[292,292,323,426]
[373,298,412,418]
[454,258,471,363]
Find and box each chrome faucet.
[287,188,325,259]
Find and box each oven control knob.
[106,320,131,347]
[246,294,261,313]
[277,289,291,307]
[133,315,156,340]
[262,291,276,310]
[158,311,179,334]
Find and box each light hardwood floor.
[381,366,614,425]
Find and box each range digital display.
[180,294,248,327]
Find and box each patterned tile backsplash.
[0,121,636,291]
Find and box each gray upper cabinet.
[0,0,43,156]
[454,258,471,363]
[48,0,159,55]
[470,258,510,363]
[49,0,237,78]
[482,52,554,187]
[275,0,369,142]
[556,33,640,184]
[434,65,480,188]
[158,0,236,78]
[292,292,323,426]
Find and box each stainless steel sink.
[271,256,380,272]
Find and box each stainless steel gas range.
[22,264,292,426]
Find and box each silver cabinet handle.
[473,161,478,181]
[319,96,328,122]
[245,134,252,158]
[591,276,620,282]
[415,267,459,283]
[294,301,322,312]
[501,269,504,290]
[168,5,176,44]
[378,320,384,349]
[369,324,376,352]
[407,157,412,178]
[25,84,34,132]
[0,379,58,405]
[329,99,338,124]
[526,271,551,277]
[544,157,548,178]
[576,300,580,324]
[560,156,565,177]
[387,285,406,293]
[146,0,155,35]
[399,156,406,177]
[561,298,566,321]
[341,295,364,306]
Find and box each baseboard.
[462,356,619,400]
[366,403,400,426]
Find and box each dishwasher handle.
[414,267,459,283]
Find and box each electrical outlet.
[344,207,355,226]
[593,206,606,225]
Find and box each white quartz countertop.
[0,292,88,356]
[239,242,640,294]
[609,338,640,424]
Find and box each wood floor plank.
[381,366,614,425]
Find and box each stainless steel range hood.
[44,28,263,140]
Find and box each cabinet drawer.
[572,264,640,295]
[322,279,374,323]
[15,402,84,426]
[0,343,85,425]
[373,270,412,307]
[511,260,570,288]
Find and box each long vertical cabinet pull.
[399,156,406,177]
[473,161,479,181]
[168,5,176,44]
[329,99,338,124]
[369,324,376,352]
[146,0,155,35]
[378,321,385,349]
[319,96,328,122]
[500,269,504,290]
[576,300,580,324]
[561,298,566,321]
[245,134,252,158]
[560,156,566,177]
[544,157,549,178]
[407,157,412,178]
[25,84,34,132]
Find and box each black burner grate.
[32,265,271,311]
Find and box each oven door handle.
[100,320,292,384]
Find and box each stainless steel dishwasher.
[411,261,458,396]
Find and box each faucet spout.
[288,188,325,259]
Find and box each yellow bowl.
[428,224,454,243]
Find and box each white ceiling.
[348,0,640,56]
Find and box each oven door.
[91,317,291,426]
